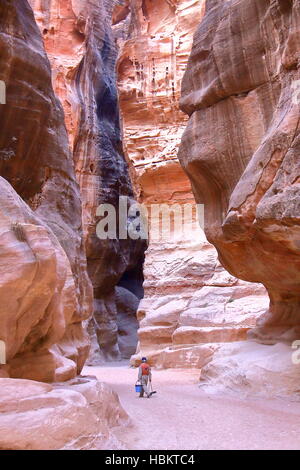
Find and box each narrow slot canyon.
[0,0,299,451]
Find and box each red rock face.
[29,0,146,361]
[0,0,93,381]
[0,1,134,446]
[179,0,300,344]
[117,0,268,367]
[117,0,206,190]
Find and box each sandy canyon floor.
[83,363,300,450]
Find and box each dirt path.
[83,363,300,450]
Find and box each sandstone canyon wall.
[117,0,268,368]
[0,0,93,383]
[0,3,297,455]
[179,0,300,394]
[0,0,129,449]
[29,0,146,361]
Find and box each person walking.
[138,357,152,398]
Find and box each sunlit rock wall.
[179,0,300,346]
[117,0,268,368]
[0,0,93,382]
[29,0,146,361]
[0,0,130,449]
[178,0,300,394]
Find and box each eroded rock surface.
[29,0,145,361]
[0,177,87,382]
[177,0,300,394]
[0,0,131,450]
[117,0,268,367]
[199,341,300,398]
[0,0,93,381]
[131,223,268,368]
[117,0,206,193]
[0,376,129,450]
[179,0,300,345]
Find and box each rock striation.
[0,177,88,382]
[178,0,300,394]
[29,0,146,361]
[0,376,129,450]
[179,0,300,346]
[117,0,268,368]
[0,0,92,382]
[0,0,129,449]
